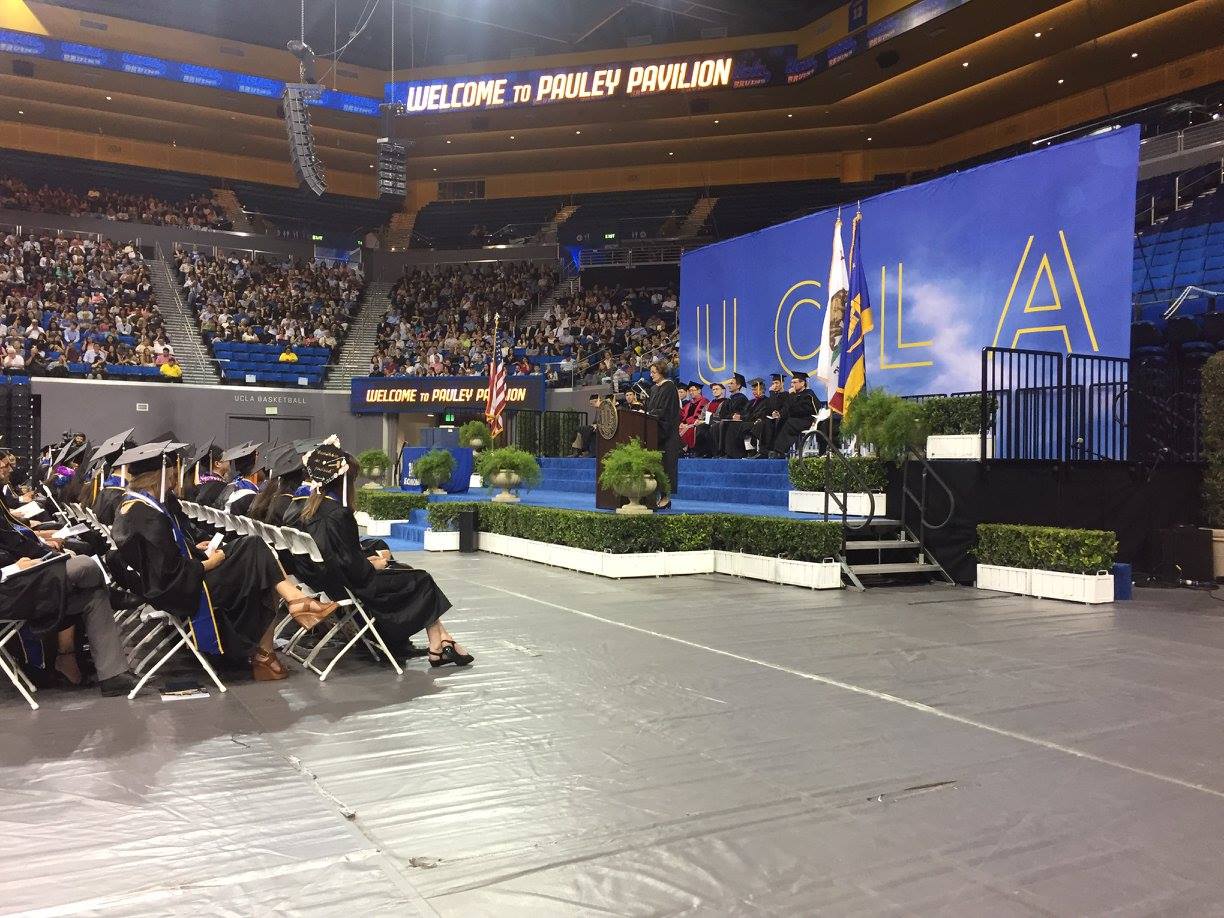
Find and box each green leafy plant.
[414,449,455,492]
[788,455,886,493]
[458,419,492,448]
[354,490,429,520]
[426,502,843,560]
[598,437,670,497]
[920,395,995,436]
[1202,354,1224,527]
[356,448,392,479]
[475,446,542,488]
[842,388,927,461]
[976,523,1117,574]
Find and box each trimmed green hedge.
[355,490,429,520]
[976,523,1117,574]
[920,395,996,436]
[788,455,887,493]
[428,501,843,560]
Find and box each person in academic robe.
[570,393,605,457]
[719,377,767,459]
[215,441,263,512]
[750,373,788,458]
[692,383,727,458]
[282,440,473,667]
[0,505,136,695]
[645,360,681,510]
[87,428,137,525]
[184,443,227,506]
[706,373,750,458]
[110,440,338,682]
[679,381,708,454]
[246,445,305,526]
[769,371,822,457]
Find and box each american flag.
[485,325,507,439]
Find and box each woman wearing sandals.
[282,438,473,668]
[110,439,339,682]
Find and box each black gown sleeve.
[326,506,376,590]
[112,501,204,617]
[647,381,680,439]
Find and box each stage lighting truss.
[375,138,409,199]
[283,82,327,197]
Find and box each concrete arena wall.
[33,378,389,456]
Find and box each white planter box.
[976,564,1030,595]
[789,491,885,517]
[360,518,406,538]
[477,534,840,588]
[776,557,842,589]
[469,474,483,489]
[423,529,459,551]
[1030,569,1114,604]
[926,434,992,460]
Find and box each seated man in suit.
[711,373,750,457]
[751,373,787,458]
[719,377,766,459]
[769,371,821,457]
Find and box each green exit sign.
[604,232,617,240]
[311,233,324,242]
[443,411,456,423]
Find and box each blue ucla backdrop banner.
[680,128,1140,397]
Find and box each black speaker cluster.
[282,82,326,197]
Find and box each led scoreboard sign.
[385,47,794,115]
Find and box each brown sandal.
[286,596,339,630]
[252,648,288,681]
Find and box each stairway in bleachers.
[210,187,254,233]
[148,254,219,385]
[326,280,393,389]
[680,196,718,238]
[536,457,791,507]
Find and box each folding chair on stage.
[273,527,403,681]
[0,620,39,710]
[125,607,227,700]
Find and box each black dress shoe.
[404,641,431,659]
[99,671,138,697]
[429,640,474,668]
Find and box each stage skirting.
[893,461,1203,583]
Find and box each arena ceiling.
[44,0,832,70]
[3,0,1222,193]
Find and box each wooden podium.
[595,408,661,510]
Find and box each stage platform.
[8,552,1224,914]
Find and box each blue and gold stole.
[124,489,224,655]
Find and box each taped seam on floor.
[474,580,1224,803]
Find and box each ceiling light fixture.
[867,136,873,141]
[714,119,720,124]
[668,152,674,156]
[105,95,112,101]
[1034,31,1042,38]
[787,113,793,118]
[1058,78,1065,84]
[575,130,582,135]
[1130,52,1139,59]
[509,135,515,139]
[432,167,438,172]
[17,110,23,115]
[962,61,969,68]
[445,139,452,144]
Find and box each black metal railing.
[508,410,584,457]
[820,450,876,533]
[900,445,956,557]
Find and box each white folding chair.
[0,620,38,710]
[275,529,403,681]
[126,607,228,700]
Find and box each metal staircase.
[149,247,218,385]
[325,280,393,389]
[519,273,577,331]
[679,196,718,237]
[385,210,418,250]
[210,187,255,234]
[538,203,579,244]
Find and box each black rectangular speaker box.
[1159,526,1215,583]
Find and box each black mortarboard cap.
[221,441,261,462]
[260,443,292,473]
[188,439,215,467]
[292,437,326,454]
[51,438,89,469]
[729,373,746,387]
[150,430,179,444]
[270,447,306,479]
[793,371,809,381]
[750,378,765,387]
[114,440,190,476]
[686,380,702,389]
[88,428,136,466]
[770,373,784,382]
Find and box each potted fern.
[414,449,455,495]
[357,448,392,485]
[458,419,492,451]
[598,438,670,515]
[475,447,541,503]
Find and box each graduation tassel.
[159,460,167,503]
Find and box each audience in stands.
[371,262,557,377]
[176,249,363,359]
[0,175,232,230]
[0,231,171,379]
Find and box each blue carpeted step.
[389,522,429,542]
[676,486,789,507]
[382,536,422,552]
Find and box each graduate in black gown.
[246,445,306,526]
[110,439,338,682]
[186,442,227,506]
[282,439,473,667]
[644,360,681,510]
[216,441,263,513]
[86,428,136,525]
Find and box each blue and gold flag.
[831,212,874,416]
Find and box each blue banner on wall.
[679,128,1140,398]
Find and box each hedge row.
[788,456,887,493]
[354,489,429,520]
[428,501,844,561]
[976,523,1117,574]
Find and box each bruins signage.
[350,375,545,414]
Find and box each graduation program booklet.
[0,552,69,583]
[10,501,44,520]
